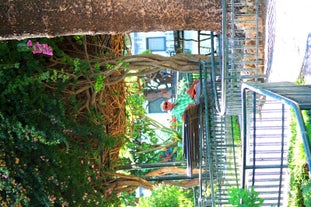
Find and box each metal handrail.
[242,82,311,170]
[219,0,228,116]
[198,61,204,204]
[203,58,215,206]
[210,32,221,114]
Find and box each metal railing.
[241,82,311,206]
[193,1,268,205]
[195,61,242,207]
[218,0,266,115]
[194,1,311,206]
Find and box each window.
[146,37,166,52]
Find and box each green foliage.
[94,75,104,92]
[302,179,311,207]
[73,35,84,45]
[141,50,152,54]
[232,116,241,144]
[121,115,177,167]
[0,39,122,206]
[288,109,311,207]
[106,62,114,70]
[71,57,91,75]
[303,110,311,140]
[118,191,136,207]
[295,75,305,85]
[94,62,101,72]
[105,58,129,71]
[121,78,183,177]
[176,78,188,97]
[228,187,264,207]
[73,58,81,72]
[138,184,193,207]
[0,40,67,144]
[39,69,69,83]
[0,164,29,206]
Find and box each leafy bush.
[0,39,123,206]
[302,179,311,207]
[138,184,193,207]
[228,187,264,207]
[288,109,311,206]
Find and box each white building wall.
[131,31,174,56]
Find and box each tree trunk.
[164,178,199,188]
[145,167,201,187]
[144,88,172,100]
[145,167,200,177]
[102,54,220,84]
[0,0,222,40]
[103,172,154,193]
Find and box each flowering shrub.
[0,39,121,206]
[27,40,53,56]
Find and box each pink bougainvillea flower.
[2,174,8,179]
[42,43,53,56]
[33,42,43,54]
[28,41,53,56]
[26,40,33,47]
